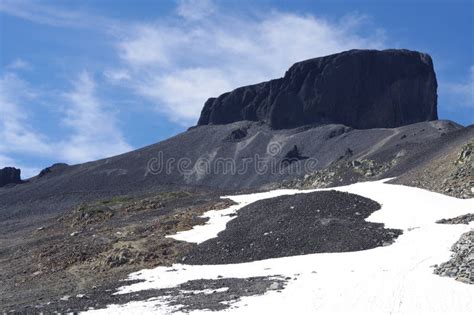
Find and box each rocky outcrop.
[433,230,473,284]
[436,213,474,225]
[439,139,473,198]
[0,167,22,187]
[198,49,438,129]
[38,163,69,178]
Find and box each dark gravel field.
[183,190,402,265]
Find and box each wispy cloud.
[176,0,216,20]
[103,69,131,82]
[442,66,474,108]
[0,0,119,32]
[0,71,132,175]
[6,58,31,71]
[114,8,386,126]
[0,73,52,156]
[0,72,53,177]
[59,72,133,163]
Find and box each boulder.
[197,49,438,129]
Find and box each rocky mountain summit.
[198,49,438,129]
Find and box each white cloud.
[116,10,386,126]
[0,71,133,173]
[103,69,131,82]
[0,73,52,177]
[0,0,82,27]
[176,0,216,20]
[0,73,52,156]
[443,66,474,108]
[59,72,133,163]
[117,25,175,66]
[6,58,31,71]
[136,67,235,123]
[0,0,119,32]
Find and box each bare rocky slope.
[278,124,473,198]
[392,136,473,198]
[0,120,470,221]
[1,49,467,222]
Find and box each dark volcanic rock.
[436,213,474,225]
[198,49,438,129]
[0,167,22,187]
[183,190,402,265]
[433,231,473,284]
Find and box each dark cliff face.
[197,49,438,129]
[0,167,22,187]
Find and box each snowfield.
[84,180,474,314]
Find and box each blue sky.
[0,0,473,178]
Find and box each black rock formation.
[198,49,438,129]
[0,167,22,187]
